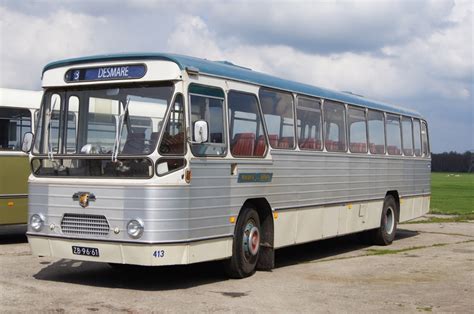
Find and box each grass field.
[430,172,473,216]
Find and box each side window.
[0,107,32,151]
[297,97,322,151]
[421,121,430,157]
[401,116,413,156]
[386,114,401,155]
[228,91,266,157]
[367,110,385,154]
[413,119,422,156]
[347,106,367,153]
[159,94,185,155]
[323,100,346,152]
[259,88,295,149]
[34,93,61,154]
[189,84,226,156]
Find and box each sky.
[0,0,472,153]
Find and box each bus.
[25,53,431,278]
[0,88,41,227]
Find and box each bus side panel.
[0,155,29,225]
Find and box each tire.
[225,206,261,279]
[373,195,398,245]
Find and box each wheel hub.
[243,222,260,257]
[384,207,395,234]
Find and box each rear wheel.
[225,206,261,278]
[373,195,398,245]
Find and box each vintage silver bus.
[0,88,41,227]
[25,53,431,278]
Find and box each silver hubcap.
[243,221,260,257]
[384,206,395,234]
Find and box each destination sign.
[65,64,146,82]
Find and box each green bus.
[0,88,41,227]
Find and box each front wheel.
[225,206,261,278]
[373,195,398,245]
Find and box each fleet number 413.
[153,250,165,258]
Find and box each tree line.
[431,151,473,172]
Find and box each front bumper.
[28,235,232,266]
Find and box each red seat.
[231,133,255,156]
[278,137,293,149]
[387,145,401,155]
[300,138,322,150]
[350,142,367,153]
[267,134,279,148]
[369,143,385,154]
[255,135,267,156]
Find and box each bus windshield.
[34,83,174,157]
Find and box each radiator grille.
[61,214,110,236]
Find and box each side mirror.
[21,132,34,153]
[193,120,208,143]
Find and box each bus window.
[86,97,120,154]
[189,84,226,156]
[297,97,322,151]
[413,119,422,156]
[66,96,79,153]
[259,88,295,149]
[47,94,61,154]
[159,94,185,155]
[421,121,430,157]
[347,106,367,153]
[402,116,414,156]
[228,91,266,157]
[386,114,402,155]
[0,107,32,150]
[323,100,346,152]
[367,110,385,154]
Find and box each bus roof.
[43,52,422,118]
[0,87,42,109]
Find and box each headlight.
[127,219,144,239]
[30,214,45,232]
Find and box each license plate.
[72,246,100,257]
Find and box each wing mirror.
[193,120,208,143]
[21,132,34,153]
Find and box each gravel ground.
[0,221,473,313]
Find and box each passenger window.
[259,88,295,149]
[160,94,185,155]
[35,93,61,154]
[323,100,346,152]
[367,110,385,154]
[421,121,430,157]
[189,84,226,156]
[347,106,367,153]
[0,107,32,151]
[228,91,266,157]
[386,114,402,155]
[401,117,413,156]
[297,97,322,151]
[413,119,422,156]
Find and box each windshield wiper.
[112,97,130,163]
[47,97,58,161]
